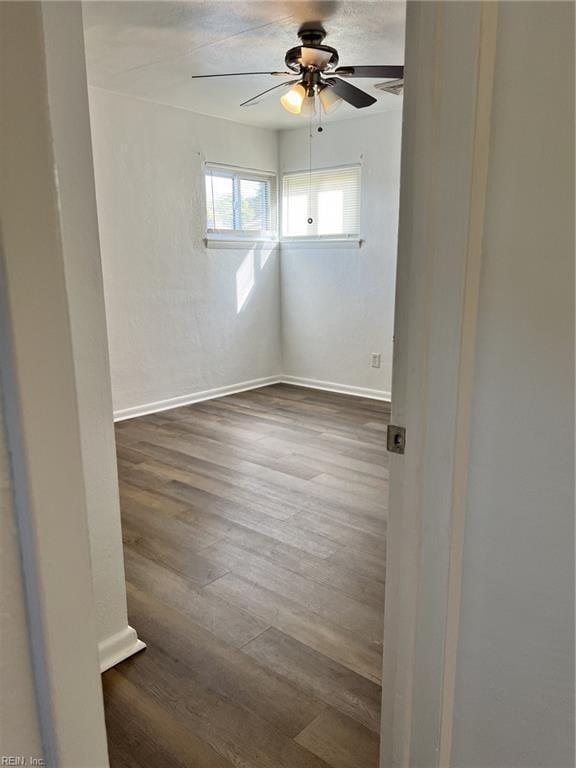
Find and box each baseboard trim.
[113,374,391,421]
[280,376,392,402]
[98,625,146,673]
[113,375,282,421]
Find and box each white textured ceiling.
[82,1,405,130]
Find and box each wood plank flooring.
[104,384,390,768]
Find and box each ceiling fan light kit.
[300,94,317,118]
[296,45,338,71]
[280,83,306,114]
[318,84,342,114]
[191,23,403,118]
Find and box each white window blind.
[205,164,276,238]
[282,165,361,240]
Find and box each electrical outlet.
[370,353,382,369]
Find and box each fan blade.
[191,71,292,79]
[240,79,300,107]
[375,79,404,95]
[324,77,377,108]
[335,65,404,79]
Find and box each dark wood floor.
[104,384,390,768]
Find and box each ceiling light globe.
[300,94,317,118]
[280,83,306,114]
[319,85,342,114]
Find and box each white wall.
[88,93,401,412]
[88,88,282,416]
[279,112,402,397]
[451,3,574,766]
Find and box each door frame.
[380,2,498,766]
[0,2,109,765]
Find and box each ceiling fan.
[191,23,404,116]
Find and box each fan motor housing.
[298,23,326,46]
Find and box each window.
[282,165,361,240]
[205,164,276,240]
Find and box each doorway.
[83,2,404,766]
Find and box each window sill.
[281,238,363,250]
[204,236,363,251]
[204,236,279,250]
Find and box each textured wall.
[279,111,402,396]
[89,88,282,414]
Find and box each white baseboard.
[98,625,146,673]
[280,375,392,402]
[113,375,282,421]
[113,373,390,421]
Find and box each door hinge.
[387,424,406,455]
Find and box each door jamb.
[380,3,499,766]
[0,3,110,764]
[438,5,499,762]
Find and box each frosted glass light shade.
[300,94,317,118]
[280,83,306,114]
[300,47,333,69]
[319,85,342,114]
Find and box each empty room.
[83,2,404,766]
[2,1,573,767]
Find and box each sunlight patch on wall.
[259,247,274,269]
[236,250,255,313]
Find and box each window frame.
[281,163,363,246]
[204,163,278,246]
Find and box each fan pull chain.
[307,117,313,225]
